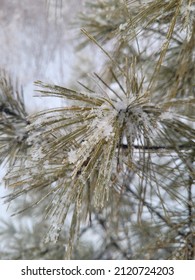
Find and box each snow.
[68,149,78,164]
[113,98,129,112]
[119,22,128,31]
[101,123,114,140]
[160,111,174,120]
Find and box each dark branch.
[120,143,193,151]
[125,184,186,238]
[96,215,130,259]
[186,156,194,260]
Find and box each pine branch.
[121,143,194,151]
[96,216,130,259]
[186,156,194,260]
[125,184,186,238]
[0,70,30,166]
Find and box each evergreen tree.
[0,0,194,259]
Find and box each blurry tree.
[0,0,195,260]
